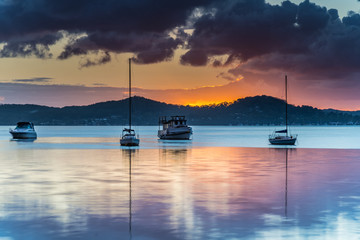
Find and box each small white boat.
[158,116,192,140]
[269,75,297,145]
[9,122,37,139]
[120,58,139,146]
[121,128,140,146]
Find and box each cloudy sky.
[0,0,359,110]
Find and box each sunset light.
[1,0,360,239]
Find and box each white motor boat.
[269,75,297,145]
[9,122,37,139]
[158,116,192,140]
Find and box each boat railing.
[159,116,167,122]
[269,132,298,139]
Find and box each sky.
[0,0,360,110]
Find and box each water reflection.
[10,138,36,143]
[121,149,137,240]
[158,139,193,148]
[271,148,296,218]
[285,148,288,217]
[0,146,359,239]
[159,148,189,165]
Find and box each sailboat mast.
[285,75,288,136]
[129,58,132,130]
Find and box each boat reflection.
[271,147,296,218]
[0,145,359,239]
[10,138,36,142]
[122,149,137,240]
[159,148,189,165]
[157,139,193,149]
[285,148,289,217]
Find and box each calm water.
[2,125,359,149]
[0,126,360,239]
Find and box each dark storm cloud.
[0,0,212,65]
[0,32,62,58]
[79,51,111,68]
[181,0,329,65]
[58,45,87,60]
[226,7,360,81]
[180,0,360,84]
[180,49,209,66]
[0,0,359,78]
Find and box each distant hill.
[0,95,359,126]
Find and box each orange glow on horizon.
[131,77,255,108]
[185,100,235,107]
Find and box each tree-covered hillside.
[0,96,358,126]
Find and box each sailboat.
[120,58,140,146]
[269,75,297,145]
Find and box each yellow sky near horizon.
[0,0,359,110]
[0,49,231,90]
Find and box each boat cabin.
[159,116,187,129]
[122,128,136,137]
[15,122,35,129]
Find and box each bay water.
[0,126,360,239]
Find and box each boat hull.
[269,137,296,145]
[10,131,37,139]
[158,130,192,140]
[120,138,139,146]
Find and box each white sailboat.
[269,75,297,145]
[120,59,140,146]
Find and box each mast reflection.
[272,147,293,217]
[122,149,137,240]
[285,148,288,217]
[281,148,295,218]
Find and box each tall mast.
[285,75,288,136]
[129,58,132,130]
